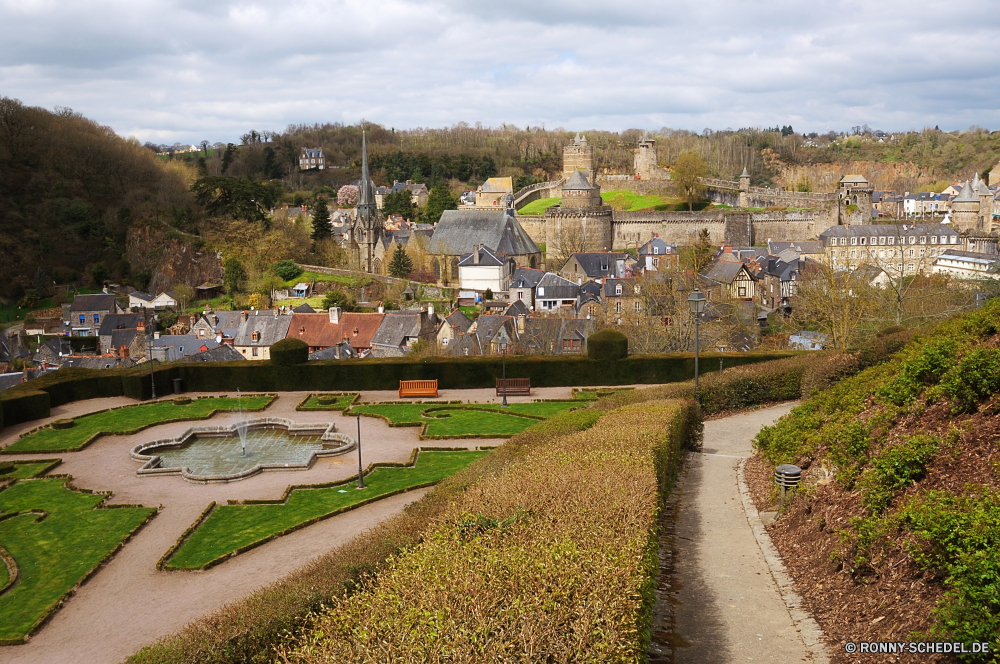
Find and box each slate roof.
[110,328,138,351]
[766,240,824,256]
[442,309,473,334]
[443,331,481,357]
[472,315,514,348]
[308,342,356,360]
[509,267,544,289]
[819,224,960,241]
[954,180,979,202]
[579,280,603,298]
[564,252,630,278]
[429,209,539,257]
[130,291,154,302]
[535,273,580,300]
[152,335,218,360]
[372,312,426,349]
[602,278,638,297]
[935,249,1000,265]
[61,356,134,370]
[458,245,504,267]
[70,293,120,312]
[637,237,676,256]
[840,174,870,185]
[504,300,531,317]
[480,177,513,193]
[702,260,753,285]
[292,303,316,313]
[98,313,143,337]
[740,167,750,178]
[563,169,594,190]
[185,344,246,362]
[234,314,292,347]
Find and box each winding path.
[654,403,830,663]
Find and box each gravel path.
[670,402,823,663]
[0,386,611,663]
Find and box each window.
[615,284,622,295]
[653,246,659,255]
[615,302,622,313]
[79,314,85,324]
[537,286,544,297]
[738,286,747,297]
[93,314,100,324]
[859,237,866,245]
[851,237,858,245]
[909,249,915,257]
[931,236,937,244]
[887,236,895,245]
[919,248,925,257]
[919,236,926,244]
[870,237,877,246]
[879,236,886,245]
[909,236,916,245]
[840,237,847,246]
[252,331,260,342]
[634,301,641,312]
[252,347,259,357]
[850,249,857,259]
[652,258,660,268]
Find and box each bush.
[321,289,358,312]
[50,419,75,430]
[587,328,628,360]
[272,260,303,282]
[858,434,940,514]
[173,397,192,405]
[0,462,13,476]
[937,348,1000,413]
[269,338,309,366]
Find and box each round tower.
[975,174,994,231]
[544,168,613,255]
[634,131,657,179]
[562,134,594,181]
[951,180,980,232]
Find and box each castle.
[515,131,872,253]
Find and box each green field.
[0,479,155,643]
[4,396,275,453]
[165,450,486,570]
[601,190,674,210]
[347,401,579,438]
[282,271,357,289]
[297,393,359,411]
[517,197,561,215]
[0,461,61,479]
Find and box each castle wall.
[595,176,674,195]
[609,210,833,250]
[544,208,614,255]
[562,145,593,180]
[518,215,547,246]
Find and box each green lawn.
[571,388,635,401]
[298,393,359,411]
[1,461,61,479]
[0,479,155,643]
[4,396,275,454]
[165,450,486,570]
[602,190,673,211]
[283,271,357,289]
[347,401,579,438]
[517,197,561,215]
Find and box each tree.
[173,284,194,311]
[382,189,415,219]
[679,229,714,275]
[672,153,707,211]
[484,287,494,301]
[192,176,271,222]
[220,143,236,174]
[223,257,246,295]
[337,185,358,207]
[311,197,331,242]
[422,184,458,224]
[792,262,878,349]
[388,243,414,278]
[321,289,359,312]
[272,259,303,281]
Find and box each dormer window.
[251,331,260,343]
[653,246,659,255]
[615,284,623,295]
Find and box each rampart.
[513,179,565,210]
[596,176,674,196]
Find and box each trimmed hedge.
[588,328,628,360]
[1,351,799,428]
[270,338,309,366]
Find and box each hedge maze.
[163,450,486,570]
[0,476,156,644]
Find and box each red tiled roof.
[288,312,385,351]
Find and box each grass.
[0,479,155,643]
[297,393,359,411]
[516,197,561,215]
[346,402,580,438]
[4,396,275,453]
[0,288,101,325]
[2,461,61,479]
[282,271,357,289]
[164,450,487,570]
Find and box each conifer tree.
[311,196,331,241]
[388,243,414,278]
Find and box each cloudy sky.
[2,0,998,143]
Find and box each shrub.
[272,260,303,282]
[269,338,308,366]
[858,434,940,514]
[587,328,628,360]
[173,397,192,405]
[50,419,75,430]
[937,348,1000,413]
[0,462,12,476]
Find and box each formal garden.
[345,400,583,438]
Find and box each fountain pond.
[130,418,355,484]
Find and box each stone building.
[428,208,541,285]
[837,175,875,226]
[819,223,960,275]
[634,131,666,180]
[347,132,384,273]
[475,177,514,208]
[562,134,593,180]
[951,180,981,233]
[542,169,614,257]
[299,148,325,170]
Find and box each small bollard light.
[774,464,802,505]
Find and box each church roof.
[955,180,979,202]
[839,174,869,184]
[740,167,750,178]
[429,209,539,257]
[480,177,513,193]
[563,169,595,190]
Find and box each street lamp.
[499,340,508,407]
[687,288,707,403]
[356,415,366,489]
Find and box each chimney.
[154,331,160,340]
[428,303,435,321]
[473,245,480,265]
[517,314,525,334]
[216,333,222,344]
[377,303,384,314]
[189,315,196,328]
[242,310,249,323]
[329,306,341,324]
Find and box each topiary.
[173,397,192,405]
[270,337,309,366]
[51,418,75,430]
[317,395,338,405]
[0,462,13,476]
[587,329,628,360]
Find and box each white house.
[932,249,1000,280]
[789,330,831,351]
[129,291,178,310]
[457,245,514,294]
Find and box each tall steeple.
[358,131,375,208]
[354,129,383,273]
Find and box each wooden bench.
[496,378,530,397]
[399,380,438,399]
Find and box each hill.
[0,96,196,300]
[750,303,1000,660]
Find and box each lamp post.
[356,415,366,489]
[499,340,508,407]
[687,288,707,403]
[148,332,156,400]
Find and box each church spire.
[358,130,373,207]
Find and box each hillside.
[750,304,1000,662]
[0,96,197,300]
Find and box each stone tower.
[544,168,613,257]
[975,174,994,231]
[738,167,751,208]
[562,134,594,181]
[634,131,657,179]
[354,131,383,273]
[951,180,980,232]
[838,175,874,225]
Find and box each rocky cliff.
[126,224,223,294]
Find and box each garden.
[4,395,275,453]
[0,464,156,644]
[345,400,581,438]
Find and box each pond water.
[153,428,326,478]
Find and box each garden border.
[295,393,360,411]
[345,403,566,440]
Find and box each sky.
[1,0,999,144]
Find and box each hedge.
[1,351,799,427]
[587,328,628,360]
[270,338,308,366]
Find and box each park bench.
[496,378,530,397]
[399,380,438,399]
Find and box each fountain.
[234,388,250,457]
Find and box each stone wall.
[517,216,547,246]
[609,210,833,250]
[596,176,674,196]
